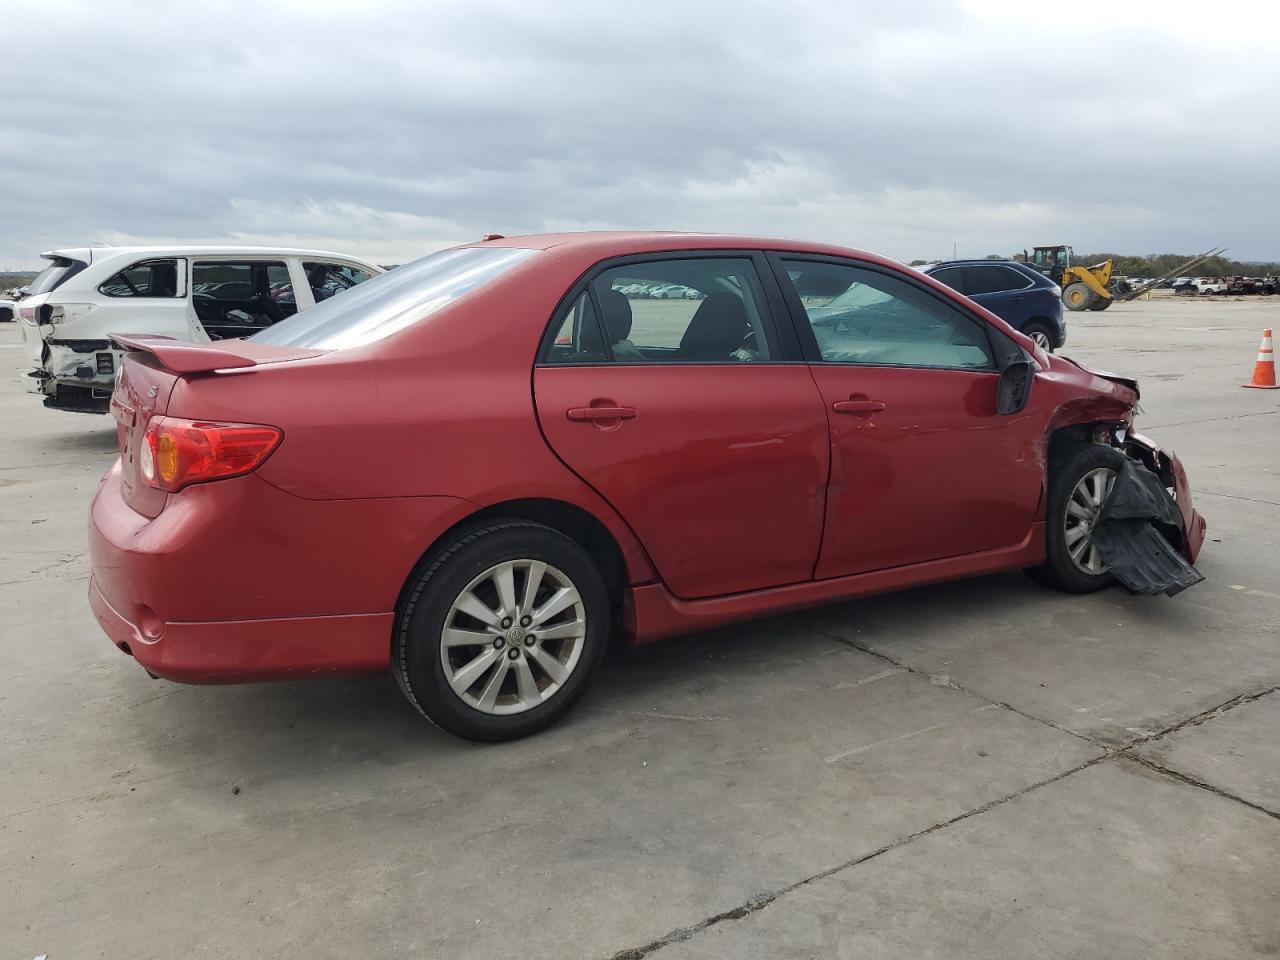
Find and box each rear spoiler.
[110,334,257,374]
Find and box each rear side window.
[253,246,535,349]
[27,257,87,295]
[782,259,995,371]
[964,265,1031,295]
[99,259,183,298]
[544,257,776,364]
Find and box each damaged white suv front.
[19,245,383,413]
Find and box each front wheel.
[1063,282,1093,312]
[395,521,610,741]
[1088,296,1113,311]
[1028,443,1127,593]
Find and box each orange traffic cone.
[1243,328,1278,389]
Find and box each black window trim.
[763,251,1006,374]
[535,249,805,367]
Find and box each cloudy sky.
[3,0,1278,269]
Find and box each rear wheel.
[395,521,610,741]
[1088,296,1113,311]
[1028,443,1126,593]
[1022,322,1055,351]
[1063,282,1093,312]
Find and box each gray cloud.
[3,0,1277,268]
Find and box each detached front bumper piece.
[1093,455,1205,597]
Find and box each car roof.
[923,259,1027,268]
[40,245,381,267]
[464,230,904,266]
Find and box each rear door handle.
[832,399,886,414]
[567,406,637,422]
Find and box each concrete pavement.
[1,295,1277,958]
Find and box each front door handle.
[567,406,638,422]
[832,399,886,415]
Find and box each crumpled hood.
[1053,353,1140,398]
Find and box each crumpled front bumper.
[1127,431,1207,564]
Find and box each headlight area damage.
[1095,433,1206,596]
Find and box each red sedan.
[89,233,1206,740]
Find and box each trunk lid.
[109,335,321,517]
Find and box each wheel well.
[397,498,629,617]
[1045,423,1122,480]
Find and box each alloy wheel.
[1064,467,1117,575]
[1028,329,1052,350]
[439,559,587,715]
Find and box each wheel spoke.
[529,646,570,685]
[513,656,541,707]
[1064,523,1089,546]
[519,560,547,618]
[1069,537,1090,563]
[530,586,580,628]
[1087,473,1102,506]
[443,627,493,649]
[455,591,502,629]
[493,561,517,619]
[476,658,510,711]
[1085,544,1102,573]
[531,620,585,642]
[449,647,502,694]
[1066,500,1092,521]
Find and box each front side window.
[302,261,375,303]
[99,259,182,298]
[928,266,966,293]
[551,257,775,364]
[783,260,994,370]
[253,246,536,349]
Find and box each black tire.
[1022,322,1055,352]
[1062,282,1092,312]
[1088,296,1113,311]
[1027,443,1128,594]
[394,520,610,741]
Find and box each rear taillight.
[139,417,282,492]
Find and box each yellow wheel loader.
[1025,245,1227,312]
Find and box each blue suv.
[923,259,1065,351]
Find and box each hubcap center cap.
[504,626,526,646]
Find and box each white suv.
[18,246,383,413]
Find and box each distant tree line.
[1062,253,1278,278]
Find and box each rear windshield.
[27,257,87,296]
[252,246,536,349]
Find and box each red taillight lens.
[140,417,282,492]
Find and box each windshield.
[27,256,87,296]
[252,246,537,349]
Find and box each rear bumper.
[88,460,474,683]
[89,576,393,683]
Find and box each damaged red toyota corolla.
[88,233,1207,740]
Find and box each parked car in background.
[1195,277,1227,295]
[18,246,382,413]
[89,232,1204,741]
[0,300,14,322]
[922,259,1065,351]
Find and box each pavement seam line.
[605,755,1108,960]
[1118,753,1280,822]
[1143,409,1278,429]
[820,631,1096,745]
[1194,490,1280,508]
[1119,683,1280,751]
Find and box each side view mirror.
[997,359,1035,415]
